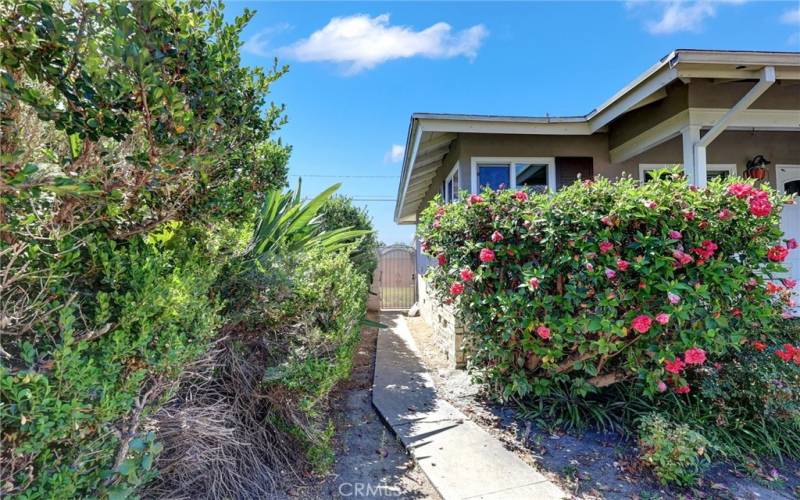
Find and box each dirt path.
[317,314,440,499]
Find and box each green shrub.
[418,172,793,401]
[318,195,380,278]
[638,413,710,486]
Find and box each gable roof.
[395,49,800,223]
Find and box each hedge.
[418,171,796,400]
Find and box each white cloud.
[627,0,746,35]
[781,7,800,24]
[276,14,488,74]
[243,23,292,57]
[385,144,405,163]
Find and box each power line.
[289,174,400,179]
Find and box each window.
[471,157,555,193]
[441,163,460,203]
[639,164,737,183]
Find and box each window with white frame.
[639,164,737,183]
[440,163,460,203]
[470,157,556,193]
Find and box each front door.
[777,165,800,312]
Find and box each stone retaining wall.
[418,276,465,368]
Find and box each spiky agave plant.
[245,181,372,261]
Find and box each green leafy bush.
[418,172,793,401]
[638,413,710,486]
[318,195,381,278]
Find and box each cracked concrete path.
[372,312,567,500]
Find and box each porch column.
[681,125,701,186]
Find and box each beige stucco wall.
[689,79,800,110]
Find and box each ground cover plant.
[418,171,799,485]
[1,1,373,497]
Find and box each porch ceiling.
[396,131,456,224]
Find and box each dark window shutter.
[555,157,594,189]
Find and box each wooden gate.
[376,245,416,310]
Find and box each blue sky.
[226,1,800,244]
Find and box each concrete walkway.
[372,312,567,500]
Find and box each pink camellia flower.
[718,208,733,220]
[787,238,798,250]
[674,385,691,394]
[600,215,614,227]
[514,191,529,202]
[605,268,617,279]
[782,278,797,289]
[668,230,682,240]
[450,282,464,296]
[655,313,670,325]
[668,292,681,305]
[433,219,441,229]
[683,210,696,221]
[459,268,474,282]
[631,315,652,334]
[529,277,540,289]
[617,259,630,271]
[727,183,753,199]
[468,194,484,205]
[657,380,668,393]
[643,200,657,209]
[536,325,551,340]
[585,262,594,272]
[664,357,685,374]
[437,253,446,266]
[598,241,614,254]
[672,249,694,266]
[782,311,795,319]
[749,194,773,217]
[479,248,495,263]
[683,347,706,365]
[767,245,789,262]
[491,230,504,242]
[420,240,430,253]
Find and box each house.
[393,49,800,368]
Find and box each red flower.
[753,341,767,352]
[598,241,614,254]
[459,268,474,282]
[479,248,495,263]
[787,238,798,250]
[727,183,753,198]
[765,282,782,295]
[529,277,540,289]
[631,315,652,334]
[731,307,742,317]
[450,282,464,296]
[674,385,691,394]
[514,191,529,202]
[691,240,718,260]
[491,231,504,242]
[749,194,773,217]
[437,253,446,266]
[655,313,670,325]
[718,208,733,220]
[782,278,797,289]
[468,194,484,205]
[664,358,685,374]
[767,245,789,262]
[684,347,706,365]
[536,325,551,340]
[775,344,797,362]
[616,259,630,271]
[683,210,696,221]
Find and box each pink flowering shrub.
[419,173,794,399]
